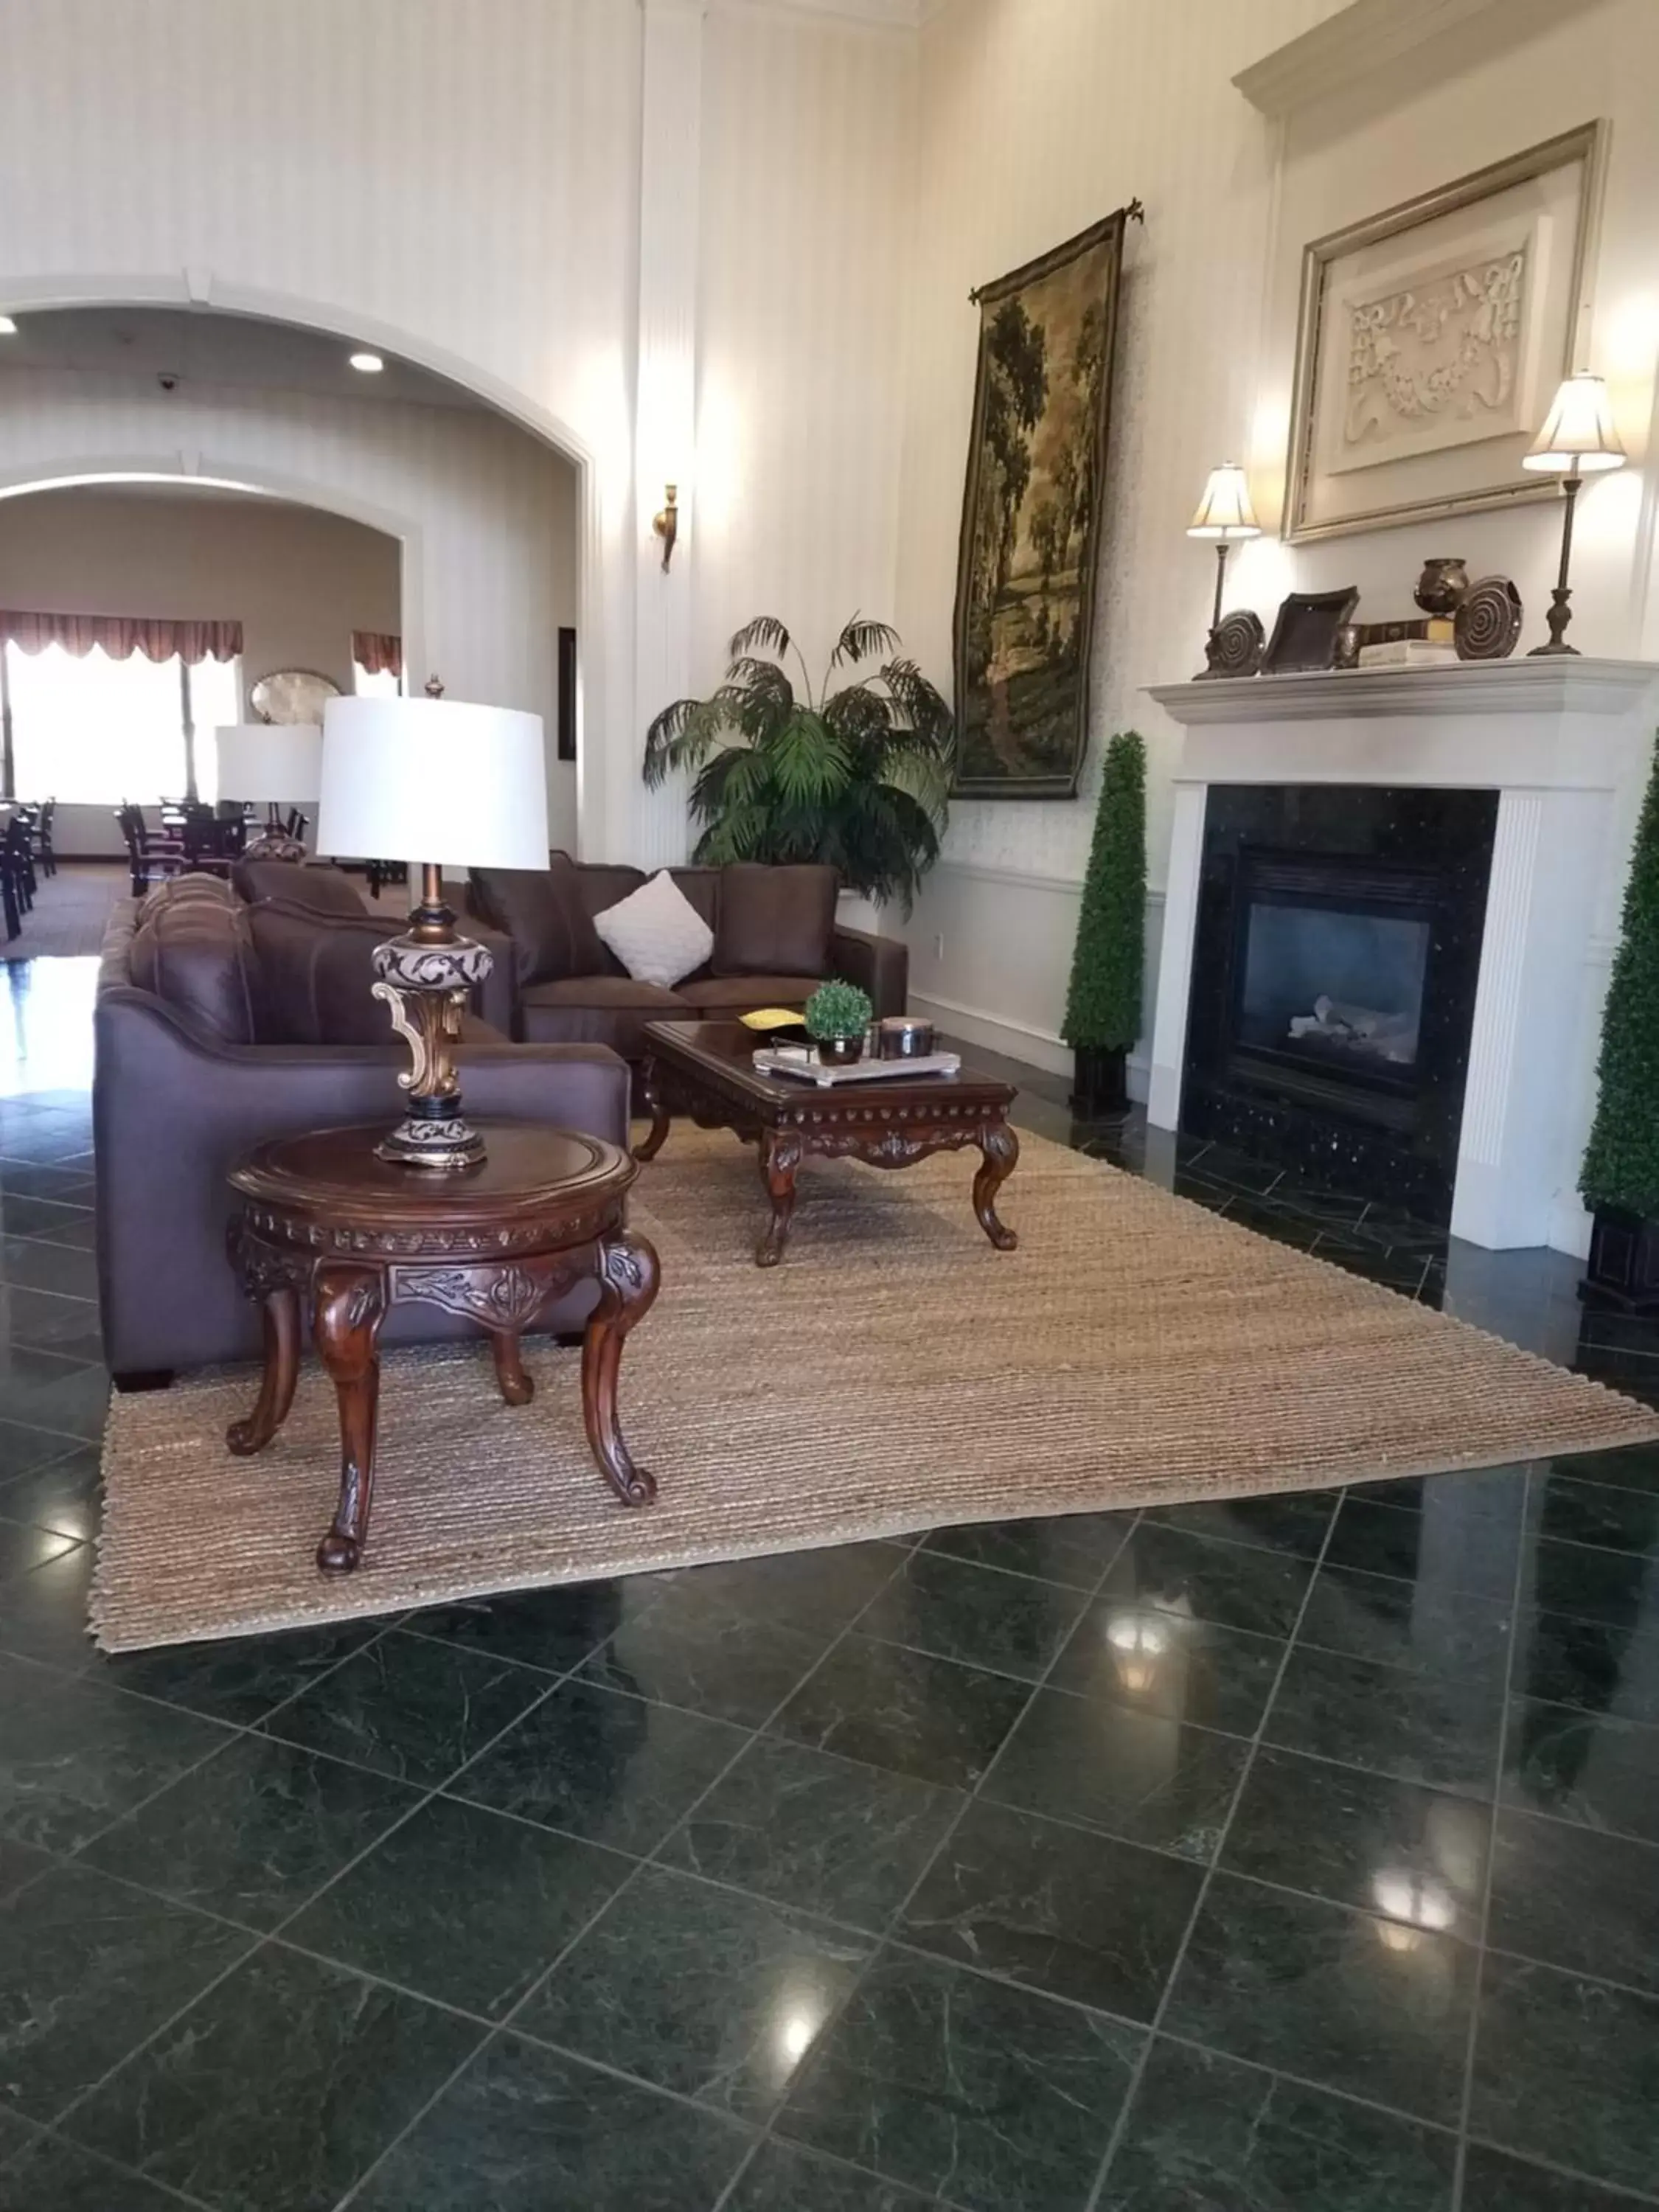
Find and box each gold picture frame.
[1284,122,1607,543]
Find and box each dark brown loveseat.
[94,873,629,1385]
[468,855,908,1062]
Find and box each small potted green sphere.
[804,979,874,1066]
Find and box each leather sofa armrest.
[92,992,633,1375]
[830,925,907,1018]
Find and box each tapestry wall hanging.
[951,205,1133,799]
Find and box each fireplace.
[1182,786,1499,1219]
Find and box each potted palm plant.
[642,616,953,913]
[1580,742,1659,1310]
[1062,729,1146,1115]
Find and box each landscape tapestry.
[951,209,1129,798]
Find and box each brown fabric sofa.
[94,874,630,1383]
[468,855,908,1061]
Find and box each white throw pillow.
[591,869,714,990]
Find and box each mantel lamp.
[1522,374,1626,655]
[214,723,322,861]
[316,682,549,1170]
[1187,463,1260,671]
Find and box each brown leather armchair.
[94,886,631,1384]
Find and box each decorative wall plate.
[1453,576,1524,661]
[1198,609,1266,680]
[249,669,343,725]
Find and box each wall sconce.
[653,483,679,572]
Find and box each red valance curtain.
[352,630,403,678]
[0,609,243,664]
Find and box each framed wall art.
[951,205,1133,798]
[1284,122,1607,543]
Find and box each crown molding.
[1233,0,1595,116]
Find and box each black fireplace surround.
[1182,785,1498,1220]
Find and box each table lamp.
[1187,464,1261,674]
[214,723,323,860]
[1522,374,1626,655]
[316,681,549,1170]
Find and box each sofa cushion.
[470,855,605,987]
[232,859,365,917]
[129,900,260,1045]
[673,974,822,1012]
[592,869,714,990]
[712,863,836,979]
[518,975,689,1057]
[136,872,237,922]
[248,904,402,1043]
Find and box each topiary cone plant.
[642,615,953,914]
[1580,738,1659,1310]
[1062,729,1146,1115]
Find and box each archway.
[0,303,585,848]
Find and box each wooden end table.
[636,1019,1019,1267]
[225,1121,658,1574]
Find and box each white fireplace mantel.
[1141,658,1659,1256]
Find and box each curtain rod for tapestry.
[0,608,243,665]
[967,199,1144,305]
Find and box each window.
[4,643,240,804]
[352,658,402,700]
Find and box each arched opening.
[0,303,585,902]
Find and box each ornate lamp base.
[371,869,495,1171]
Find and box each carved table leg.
[634,1054,671,1162]
[227,1284,302,1456]
[973,1121,1020,1251]
[311,1265,387,1573]
[491,1329,535,1406]
[756,1130,801,1267]
[581,1231,659,1506]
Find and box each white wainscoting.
[900,859,1163,1095]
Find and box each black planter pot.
[815,1034,863,1066]
[1581,1205,1659,1314]
[1070,1044,1128,1116]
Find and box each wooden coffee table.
[636,1019,1019,1266]
[224,1121,658,1573]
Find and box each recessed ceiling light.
[0,317,17,337]
[348,349,384,374]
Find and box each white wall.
[693,3,915,684]
[894,0,1659,1085]
[0,365,580,842]
[0,486,398,698]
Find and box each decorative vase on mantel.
[1413,558,1470,617]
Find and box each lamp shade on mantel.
[1186,464,1262,540]
[1523,375,1627,473]
[214,724,322,804]
[316,695,549,869]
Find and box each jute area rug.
[94,1126,1659,1651]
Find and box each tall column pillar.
[611,0,703,867]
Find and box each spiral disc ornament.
[1453,576,1523,661]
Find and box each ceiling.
[0,307,479,411]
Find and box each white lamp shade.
[1187,463,1262,539]
[214,724,322,804]
[316,695,549,869]
[1523,375,1627,473]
